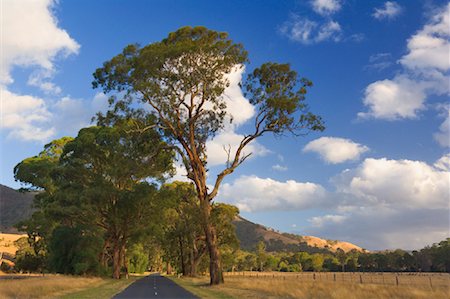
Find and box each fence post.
[396,275,399,286]
[313,273,316,281]
[334,273,336,282]
[429,277,433,289]
[360,274,363,284]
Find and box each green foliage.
[14,236,46,273]
[244,63,324,135]
[310,254,324,272]
[49,226,104,275]
[127,244,149,274]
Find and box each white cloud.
[216,154,449,249]
[333,157,449,209]
[168,163,190,183]
[303,137,369,164]
[309,214,347,227]
[1,89,55,141]
[1,0,79,85]
[360,4,449,121]
[434,108,450,147]
[358,76,427,120]
[217,175,328,212]
[373,1,402,20]
[222,67,255,127]
[1,91,108,142]
[205,67,270,166]
[305,154,450,250]
[400,5,450,72]
[0,0,82,142]
[280,16,342,44]
[434,153,450,171]
[311,0,342,16]
[306,207,448,250]
[316,21,342,42]
[206,130,270,166]
[272,164,288,171]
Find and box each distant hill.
[0,184,365,253]
[233,216,366,253]
[0,184,35,233]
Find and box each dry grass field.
[0,274,141,299]
[0,233,25,255]
[225,271,450,288]
[171,272,450,299]
[0,276,103,299]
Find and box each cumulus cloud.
[306,207,449,250]
[280,16,342,44]
[303,137,369,164]
[400,6,450,72]
[360,3,449,121]
[1,0,79,86]
[205,67,270,166]
[0,0,84,142]
[217,175,328,212]
[434,108,450,147]
[220,155,449,249]
[1,91,109,142]
[311,0,342,16]
[373,1,402,20]
[307,154,450,249]
[358,76,428,120]
[434,153,450,171]
[206,131,270,166]
[1,89,55,141]
[334,157,449,209]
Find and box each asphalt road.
[113,273,199,299]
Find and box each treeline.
[221,240,450,273]
[6,116,238,279]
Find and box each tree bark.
[121,243,129,279]
[112,241,121,279]
[167,261,172,275]
[179,237,187,276]
[201,198,223,285]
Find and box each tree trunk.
[112,241,121,279]
[167,261,172,275]
[201,199,223,285]
[179,237,187,276]
[121,243,128,279]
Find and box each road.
[113,273,199,299]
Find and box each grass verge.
[0,274,140,299]
[61,276,140,299]
[168,276,235,299]
[169,275,450,299]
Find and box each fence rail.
[223,271,450,288]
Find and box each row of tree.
[221,240,450,273]
[11,120,241,279]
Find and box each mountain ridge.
[0,184,365,253]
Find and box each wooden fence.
[223,271,450,288]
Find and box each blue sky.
[1,0,449,250]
